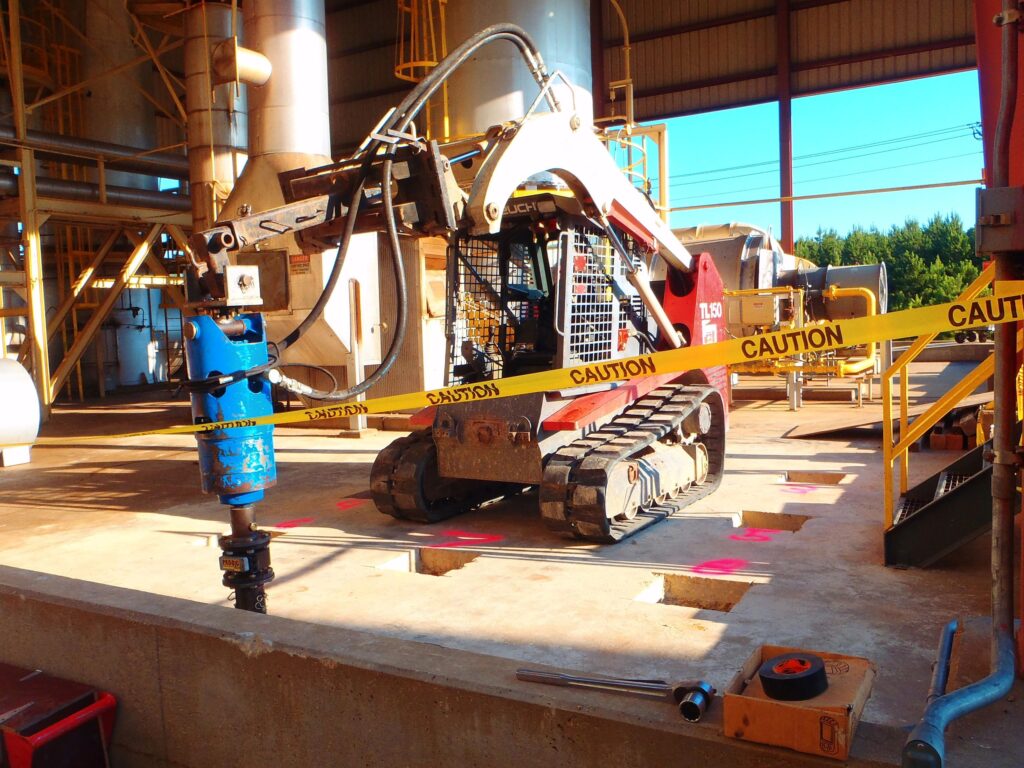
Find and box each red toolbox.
[0,663,116,768]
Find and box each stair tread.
[933,471,972,501]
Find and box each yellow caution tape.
[11,288,1023,447]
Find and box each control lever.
[515,668,716,722]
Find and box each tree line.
[793,214,982,311]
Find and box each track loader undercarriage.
[371,383,725,543]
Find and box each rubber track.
[539,385,726,543]
[370,429,509,523]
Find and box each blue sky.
[656,70,984,240]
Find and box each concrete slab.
[0,381,1019,767]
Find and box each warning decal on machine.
[288,253,311,275]
[6,286,1021,447]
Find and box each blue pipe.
[902,626,1015,767]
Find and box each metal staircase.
[884,442,998,567]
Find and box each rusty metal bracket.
[976,186,1024,253]
[994,8,1022,26]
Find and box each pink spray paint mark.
[336,498,368,512]
[429,529,505,549]
[780,484,818,495]
[692,557,748,576]
[728,527,782,543]
[274,516,314,529]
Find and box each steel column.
[976,0,1024,186]
[976,0,1024,679]
[6,0,52,415]
[777,0,794,254]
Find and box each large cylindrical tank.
[112,308,151,387]
[220,0,381,374]
[245,0,330,157]
[0,359,40,466]
[83,0,158,190]
[778,263,889,321]
[444,0,593,136]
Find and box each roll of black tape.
[757,653,829,701]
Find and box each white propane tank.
[0,359,40,466]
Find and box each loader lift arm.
[190,108,692,347]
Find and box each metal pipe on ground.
[902,2,1019,765]
[0,173,190,212]
[0,127,188,179]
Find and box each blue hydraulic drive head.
[183,313,276,506]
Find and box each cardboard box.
[723,645,876,761]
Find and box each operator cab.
[445,191,657,386]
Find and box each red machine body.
[660,251,731,400]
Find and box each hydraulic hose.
[276,24,550,401]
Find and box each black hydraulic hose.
[274,172,369,356]
[280,24,549,401]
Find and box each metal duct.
[444,0,593,135]
[0,172,190,211]
[245,0,330,156]
[219,0,380,370]
[778,263,889,320]
[185,2,248,232]
[0,126,189,179]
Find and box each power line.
[668,133,978,190]
[678,150,983,202]
[669,179,983,213]
[664,122,979,182]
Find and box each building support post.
[777,0,794,253]
[6,0,52,416]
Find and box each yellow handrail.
[881,263,995,528]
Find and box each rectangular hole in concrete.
[733,510,811,532]
[783,470,847,485]
[377,548,480,576]
[634,573,752,613]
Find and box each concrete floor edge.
[0,565,906,767]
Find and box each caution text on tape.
[12,288,1022,447]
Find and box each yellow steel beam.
[128,16,187,123]
[46,229,120,342]
[48,224,162,399]
[125,228,188,310]
[34,196,191,227]
[92,274,184,289]
[25,40,183,114]
[0,271,25,286]
[882,374,894,527]
[7,0,52,414]
[33,0,184,126]
[893,357,995,457]
[884,264,995,381]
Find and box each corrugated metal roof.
[326,0,977,148]
[598,0,976,122]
